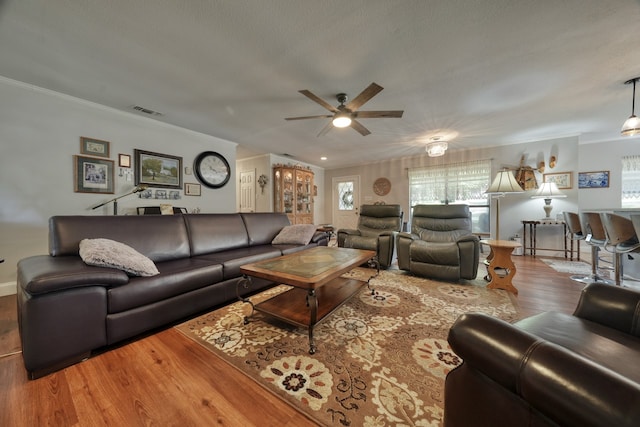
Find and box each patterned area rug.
[540,258,593,275]
[175,268,519,426]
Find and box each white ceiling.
[1,0,639,168]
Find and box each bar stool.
[601,213,640,286]
[563,212,588,283]
[579,212,615,285]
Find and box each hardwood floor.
[0,255,586,427]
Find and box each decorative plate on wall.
[373,177,391,196]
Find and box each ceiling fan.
[285,82,404,136]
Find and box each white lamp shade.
[532,182,566,199]
[486,170,523,194]
[622,115,640,136]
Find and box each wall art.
[578,171,609,189]
[74,155,114,194]
[134,149,183,189]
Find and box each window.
[408,159,492,233]
[622,155,640,208]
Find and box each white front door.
[239,170,256,212]
[332,175,360,230]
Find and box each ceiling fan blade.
[345,82,383,111]
[285,114,333,121]
[299,90,339,113]
[317,121,334,137]
[350,119,371,136]
[354,110,404,119]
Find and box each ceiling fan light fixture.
[425,137,448,157]
[622,77,640,137]
[332,114,352,128]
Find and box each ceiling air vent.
[131,105,163,116]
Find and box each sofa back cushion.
[184,214,249,255]
[241,213,291,246]
[49,215,191,262]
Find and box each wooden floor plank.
[0,255,588,426]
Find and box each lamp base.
[542,198,553,219]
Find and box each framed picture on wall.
[543,172,572,189]
[134,149,183,189]
[185,182,201,196]
[80,137,110,158]
[578,170,610,188]
[73,155,114,194]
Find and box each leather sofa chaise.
[444,282,640,427]
[17,213,328,379]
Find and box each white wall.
[0,77,238,286]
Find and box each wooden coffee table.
[239,246,377,354]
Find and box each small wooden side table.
[481,239,522,295]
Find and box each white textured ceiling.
[1,0,639,168]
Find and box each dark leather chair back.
[357,204,404,236]
[411,204,472,242]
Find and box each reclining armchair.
[337,204,403,269]
[397,204,479,281]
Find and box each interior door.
[332,176,360,230]
[239,170,255,212]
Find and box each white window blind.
[622,155,640,208]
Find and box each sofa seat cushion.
[107,258,223,313]
[410,240,459,265]
[342,235,378,251]
[196,246,282,279]
[516,311,640,383]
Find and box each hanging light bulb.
[622,77,640,137]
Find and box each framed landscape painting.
[134,149,183,189]
[543,172,572,189]
[74,155,114,194]
[578,171,610,189]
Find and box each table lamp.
[531,182,566,219]
[486,170,524,241]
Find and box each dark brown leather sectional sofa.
[444,282,640,427]
[17,212,328,379]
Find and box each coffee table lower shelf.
[245,277,366,354]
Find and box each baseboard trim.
[0,282,17,297]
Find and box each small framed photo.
[543,172,572,189]
[578,171,610,189]
[185,182,201,196]
[80,137,110,158]
[119,153,131,168]
[134,149,183,189]
[74,155,114,194]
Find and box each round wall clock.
[194,151,231,188]
[373,177,391,196]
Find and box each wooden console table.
[481,239,521,295]
[522,219,576,259]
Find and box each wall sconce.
[258,174,268,194]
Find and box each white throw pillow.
[79,238,160,277]
[271,224,317,245]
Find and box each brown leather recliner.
[337,204,403,269]
[396,204,479,281]
[445,282,640,427]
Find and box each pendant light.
[622,77,640,137]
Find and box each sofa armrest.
[448,312,640,427]
[336,228,360,247]
[574,282,640,337]
[18,255,129,295]
[396,232,418,270]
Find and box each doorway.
[239,170,256,212]
[332,175,360,230]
